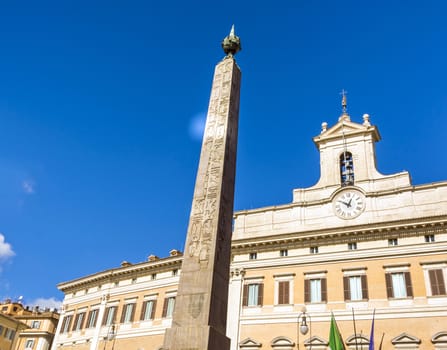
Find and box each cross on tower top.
[340,89,348,115]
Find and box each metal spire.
[341,89,348,115]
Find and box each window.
[340,152,354,186]
[61,315,73,333]
[278,281,290,304]
[114,281,119,287]
[249,252,257,260]
[425,234,435,243]
[5,328,15,340]
[344,275,368,301]
[131,278,137,284]
[103,306,117,326]
[162,297,176,318]
[72,312,85,331]
[172,269,178,276]
[428,269,446,296]
[280,249,288,257]
[310,246,319,254]
[140,300,157,321]
[25,339,35,349]
[151,273,157,280]
[304,278,327,303]
[348,242,357,250]
[86,309,99,328]
[31,320,41,329]
[385,272,413,298]
[120,303,136,323]
[388,238,398,246]
[242,283,264,307]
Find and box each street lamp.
[103,324,116,350]
[297,307,312,350]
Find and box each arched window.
[340,152,354,186]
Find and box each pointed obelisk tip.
[222,24,241,57]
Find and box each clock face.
[333,190,365,219]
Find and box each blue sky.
[0,1,446,307]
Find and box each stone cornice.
[58,256,183,293]
[231,215,447,253]
[234,181,447,216]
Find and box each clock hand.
[347,198,353,207]
[338,200,350,206]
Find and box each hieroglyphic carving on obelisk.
[162,26,242,350]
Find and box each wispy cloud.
[0,234,14,260]
[29,297,62,310]
[188,113,206,141]
[22,180,35,194]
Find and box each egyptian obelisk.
[162,27,241,350]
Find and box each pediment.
[271,336,295,348]
[346,334,369,345]
[313,118,380,145]
[432,332,447,344]
[322,120,369,137]
[391,333,421,344]
[240,337,262,348]
[305,335,328,346]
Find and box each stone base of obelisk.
[162,325,230,350]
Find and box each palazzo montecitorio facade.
[50,104,447,350]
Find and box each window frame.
[343,275,368,301]
[385,271,413,299]
[162,296,176,318]
[242,283,264,307]
[140,299,157,321]
[86,308,99,328]
[120,303,136,324]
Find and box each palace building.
[50,104,447,350]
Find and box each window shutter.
[130,304,135,322]
[162,298,169,317]
[151,300,157,319]
[242,284,248,306]
[304,279,310,303]
[140,302,147,320]
[278,281,284,304]
[258,283,264,306]
[404,272,413,297]
[278,281,289,304]
[361,275,369,300]
[429,269,446,296]
[321,278,327,302]
[284,281,290,304]
[73,314,80,331]
[343,276,350,300]
[385,273,393,298]
[102,308,109,326]
[78,313,85,329]
[120,306,126,323]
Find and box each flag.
[329,314,345,350]
[369,309,376,350]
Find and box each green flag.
[329,314,345,350]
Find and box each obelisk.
[162,26,242,350]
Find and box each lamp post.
[297,307,312,350]
[103,324,116,350]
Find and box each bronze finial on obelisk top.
[162,27,242,350]
[221,25,241,57]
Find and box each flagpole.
[352,308,359,350]
[378,332,385,350]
